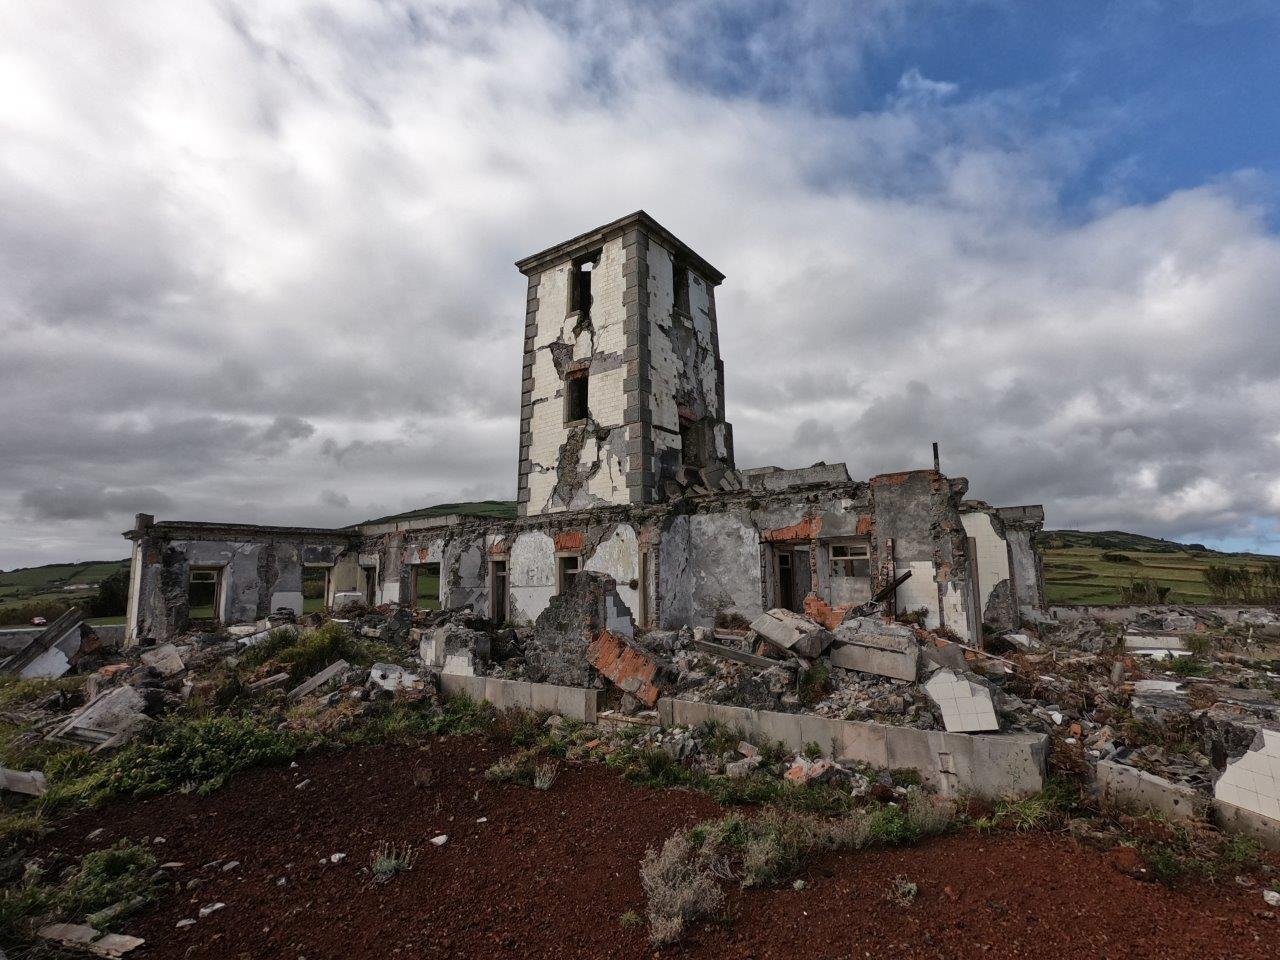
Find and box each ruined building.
[124,211,1046,644]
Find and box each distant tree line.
[1204,563,1280,604]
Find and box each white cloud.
[0,0,1277,568]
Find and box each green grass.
[1041,539,1279,606]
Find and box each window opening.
[565,370,589,423]
[557,554,581,593]
[829,542,871,578]
[188,568,221,623]
[415,562,441,611]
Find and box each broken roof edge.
[514,210,726,285]
[123,520,357,542]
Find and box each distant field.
[0,559,129,615]
[1040,531,1279,606]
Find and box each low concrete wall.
[1097,760,1209,823]
[657,698,1047,800]
[1214,799,1280,851]
[440,674,598,723]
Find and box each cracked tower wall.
[515,212,733,517]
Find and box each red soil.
[33,736,1278,959]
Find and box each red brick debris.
[584,629,663,707]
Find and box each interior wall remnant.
[869,470,973,640]
[960,505,1018,629]
[581,523,641,623]
[996,505,1047,616]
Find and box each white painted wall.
[961,511,1011,611]
[508,530,556,623]
[583,523,640,620]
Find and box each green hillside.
[359,499,518,526]
[1038,531,1280,606]
[0,559,130,624]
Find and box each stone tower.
[514,211,735,517]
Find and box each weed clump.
[639,829,726,946]
[371,841,418,883]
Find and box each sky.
[2,0,1279,569]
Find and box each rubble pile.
[3,583,1279,851]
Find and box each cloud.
[318,488,350,510]
[20,485,174,522]
[0,0,1277,568]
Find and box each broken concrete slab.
[687,636,780,670]
[0,766,48,796]
[287,660,350,701]
[245,671,289,692]
[830,617,919,682]
[51,685,149,748]
[88,933,145,958]
[924,669,1000,733]
[1123,634,1190,658]
[38,923,99,949]
[585,629,666,708]
[332,591,364,610]
[1213,727,1280,844]
[1097,759,1209,823]
[6,607,85,679]
[368,662,423,693]
[140,643,185,677]
[750,609,834,659]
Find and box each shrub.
[1100,552,1137,564]
[484,747,539,786]
[533,762,558,791]
[798,664,830,707]
[902,787,955,838]
[639,829,726,946]
[59,841,158,919]
[0,841,156,946]
[1167,656,1210,677]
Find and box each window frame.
[828,540,871,579]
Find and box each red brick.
[585,630,662,708]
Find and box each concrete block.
[439,674,598,723]
[924,669,1000,733]
[750,609,833,658]
[1097,760,1209,823]
[829,640,921,686]
[443,652,475,676]
[140,643,185,677]
[1123,634,1189,657]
